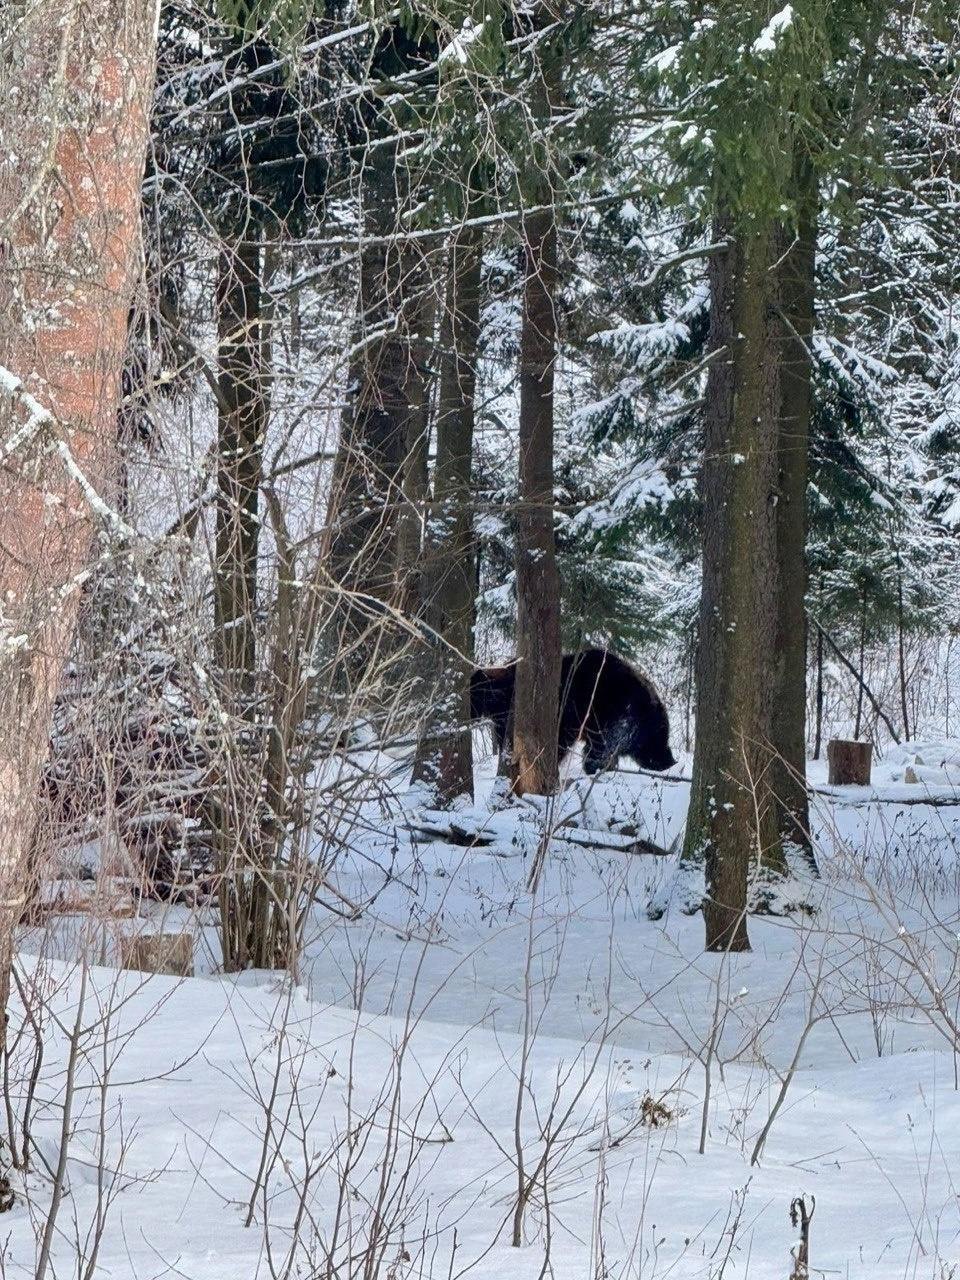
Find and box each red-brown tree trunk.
[0,1,159,1013]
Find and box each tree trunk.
[684,623,696,753]
[769,160,819,878]
[326,233,428,643]
[0,0,159,1016]
[214,231,267,712]
[324,39,433,691]
[395,289,435,624]
[412,226,483,802]
[328,266,429,696]
[814,624,824,760]
[897,568,910,742]
[681,220,783,953]
[512,205,562,797]
[212,229,278,974]
[324,169,404,633]
[855,581,867,738]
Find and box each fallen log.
[406,811,676,858]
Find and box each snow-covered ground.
[8,746,960,1278]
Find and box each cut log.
[120,932,194,978]
[827,739,872,786]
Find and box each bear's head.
[636,741,677,772]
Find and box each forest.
[0,0,959,1275]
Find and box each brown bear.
[470,647,676,775]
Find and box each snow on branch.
[0,366,56,461]
[751,5,794,55]
[0,364,135,540]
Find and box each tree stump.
[120,931,194,978]
[827,739,872,786]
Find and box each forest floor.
[9,744,960,1278]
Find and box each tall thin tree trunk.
[0,0,159,1015]
[324,28,435,693]
[412,226,483,801]
[814,625,824,760]
[681,221,783,953]
[769,160,819,877]
[214,230,267,711]
[325,147,429,688]
[855,582,867,738]
[897,568,910,742]
[512,205,562,797]
[946,635,953,739]
[395,288,435,623]
[212,227,276,974]
[685,623,695,753]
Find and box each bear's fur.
[470,647,676,775]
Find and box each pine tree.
[645,0,877,944]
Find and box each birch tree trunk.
[0,0,159,1013]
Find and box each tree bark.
[325,219,431,699]
[325,207,430,651]
[855,581,867,738]
[412,226,483,802]
[214,231,268,712]
[324,148,408,640]
[395,288,435,625]
[897,567,910,742]
[814,624,824,760]
[324,33,434,688]
[512,205,562,797]
[682,220,783,952]
[0,0,159,1015]
[211,229,276,974]
[769,160,819,878]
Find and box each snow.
[751,5,794,55]
[9,750,960,1276]
[0,362,56,461]
[438,16,488,67]
[648,44,682,74]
